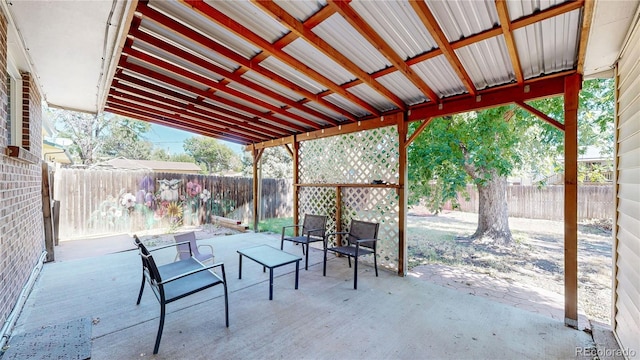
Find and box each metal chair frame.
[134,235,229,354]
[323,220,379,289]
[280,214,327,270]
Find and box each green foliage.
[258,217,294,235]
[408,78,615,213]
[241,146,293,179]
[183,136,239,174]
[100,118,152,159]
[408,106,519,213]
[49,109,152,164]
[151,148,196,163]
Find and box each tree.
[49,108,152,164]
[100,118,152,160]
[183,136,239,174]
[408,79,614,245]
[409,107,520,245]
[151,148,196,163]
[241,146,293,178]
[49,109,109,165]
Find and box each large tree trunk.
[471,174,513,245]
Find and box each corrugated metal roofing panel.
[323,93,371,118]
[507,0,567,21]
[312,13,391,73]
[214,91,270,113]
[455,36,515,90]
[273,0,327,22]
[131,40,225,83]
[271,112,318,130]
[241,71,305,102]
[227,82,287,109]
[121,70,196,100]
[425,0,498,41]
[203,0,289,43]
[347,83,397,112]
[259,56,327,94]
[127,57,209,92]
[139,19,240,73]
[203,98,259,119]
[286,107,330,127]
[377,71,427,106]
[303,101,349,122]
[257,117,300,133]
[282,38,356,85]
[515,10,581,79]
[411,56,467,98]
[351,0,437,59]
[150,0,260,59]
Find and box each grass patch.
[258,217,294,236]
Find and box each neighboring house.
[42,139,72,165]
[96,158,202,174]
[41,112,72,165]
[510,146,614,185]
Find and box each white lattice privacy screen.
[298,126,400,271]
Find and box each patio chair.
[174,231,214,264]
[281,214,327,270]
[133,235,229,354]
[323,219,379,289]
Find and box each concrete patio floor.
[9,233,596,359]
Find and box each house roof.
[101,158,202,173]
[42,140,73,164]
[5,0,639,145]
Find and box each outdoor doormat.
[1,317,92,359]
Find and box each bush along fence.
[450,184,613,221]
[53,168,292,240]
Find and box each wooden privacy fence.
[453,184,614,220]
[53,168,292,240]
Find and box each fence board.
[54,169,292,240]
[453,184,613,220]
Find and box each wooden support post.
[292,139,300,236]
[397,113,408,276]
[252,147,264,232]
[336,186,342,235]
[564,73,581,328]
[41,162,55,262]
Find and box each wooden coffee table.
[237,245,302,300]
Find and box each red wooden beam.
[408,75,567,121]
[110,86,280,140]
[113,74,287,138]
[130,29,340,127]
[327,0,440,103]
[253,0,406,110]
[182,0,381,116]
[119,58,308,133]
[106,103,256,144]
[515,101,565,131]
[107,94,267,142]
[123,46,324,131]
[137,2,358,122]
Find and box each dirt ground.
[407,207,613,324]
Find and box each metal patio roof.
[8,0,629,146]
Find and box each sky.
[145,124,244,155]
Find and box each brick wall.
[0,9,45,330]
